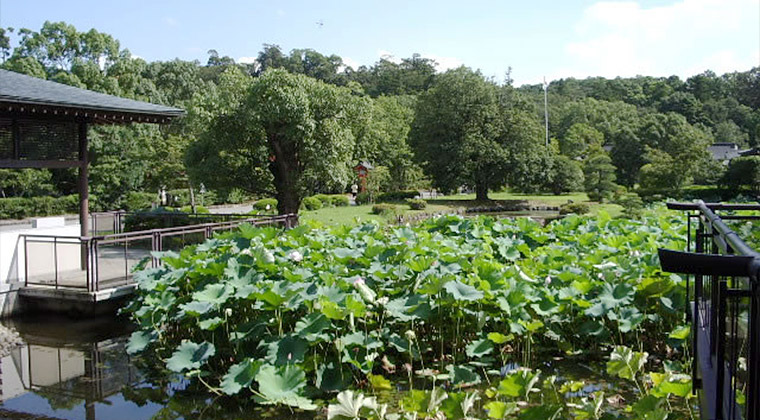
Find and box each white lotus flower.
[289,250,303,262]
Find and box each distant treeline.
[0,21,758,216]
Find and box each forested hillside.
[1,21,758,215]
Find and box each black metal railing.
[660,201,760,420]
[22,213,298,292]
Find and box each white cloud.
[163,17,179,27]
[276,9,286,17]
[422,54,464,72]
[238,56,257,64]
[377,50,402,64]
[560,0,758,80]
[341,56,360,71]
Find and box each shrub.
[124,207,189,232]
[302,196,323,211]
[312,194,333,207]
[376,190,419,202]
[356,192,372,205]
[0,195,80,220]
[253,198,278,211]
[330,194,350,207]
[123,191,156,211]
[614,193,644,219]
[179,205,210,214]
[407,198,427,210]
[559,202,590,215]
[371,203,399,216]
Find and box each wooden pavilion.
[0,69,184,240]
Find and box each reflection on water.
[0,316,319,420]
[0,316,631,420]
[0,316,163,420]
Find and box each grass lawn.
[299,191,623,226]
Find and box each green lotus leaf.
[465,338,493,358]
[255,364,316,410]
[166,340,215,373]
[606,346,647,380]
[264,335,308,365]
[179,301,213,316]
[220,359,261,395]
[446,365,481,386]
[192,283,233,305]
[444,280,484,302]
[126,331,156,355]
[294,313,331,340]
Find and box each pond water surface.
[0,316,632,420]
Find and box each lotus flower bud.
[225,308,233,317]
[405,330,416,341]
[353,276,376,303]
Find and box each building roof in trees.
[0,69,184,124]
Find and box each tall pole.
[543,77,549,147]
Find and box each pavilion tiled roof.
[0,69,184,123]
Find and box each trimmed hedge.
[356,192,372,205]
[559,202,590,215]
[253,198,278,211]
[330,194,350,207]
[407,198,427,210]
[376,190,419,202]
[302,196,323,211]
[371,203,399,216]
[0,195,79,220]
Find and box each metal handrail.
[661,200,760,420]
[20,213,298,293]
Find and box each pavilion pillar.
[78,121,89,270]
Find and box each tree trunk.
[475,182,489,201]
[269,136,302,215]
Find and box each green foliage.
[126,209,688,414]
[410,67,507,199]
[370,203,399,216]
[253,198,278,211]
[302,196,323,211]
[355,192,372,205]
[406,198,427,210]
[722,156,760,195]
[559,202,590,215]
[188,69,369,214]
[376,190,419,202]
[583,149,618,202]
[614,192,645,219]
[122,191,156,211]
[330,194,350,207]
[0,195,79,220]
[548,155,584,194]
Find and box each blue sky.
[2,0,758,85]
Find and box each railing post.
[23,236,28,287]
[716,280,727,420]
[748,272,760,420]
[53,237,59,290]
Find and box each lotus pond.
[125,209,696,419]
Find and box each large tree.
[410,67,504,200]
[187,69,367,214]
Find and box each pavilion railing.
[659,201,760,420]
[88,210,256,236]
[22,213,298,293]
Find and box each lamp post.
[543,76,549,147]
